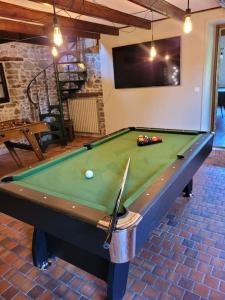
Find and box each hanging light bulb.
[149,11,157,60]
[165,54,170,61]
[183,15,192,34]
[52,45,58,57]
[150,44,157,59]
[52,0,63,46]
[183,0,192,34]
[53,24,63,46]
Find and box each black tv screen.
[112,36,181,89]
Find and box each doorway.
[212,25,225,147]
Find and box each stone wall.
[70,41,106,135]
[0,39,106,155]
[0,42,53,122]
[0,42,53,154]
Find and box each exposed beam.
[128,0,185,21]
[0,31,50,45]
[0,19,100,42]
[47,26,101,40]
[0,19,44,36]
[0,1,118,36]
[29,0,151,29]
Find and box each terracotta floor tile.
[1,286,19,300]
[0,141,225,300]
[27,285,45,299]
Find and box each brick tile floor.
[0,141,225,299]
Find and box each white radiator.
[69,98,100,134]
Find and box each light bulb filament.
[52,46,58,57]
[183,15,192,34]
[150,45,157,59]
[53,25,63,46]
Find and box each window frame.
[0,63,9,103]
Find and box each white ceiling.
[85,0,220,13]
[86,0,220,20]
[166,0,219,11]
[0,0,221,28]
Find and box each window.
[0,63,9,103]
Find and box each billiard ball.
[85,170,94,179]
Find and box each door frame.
[211,24,225,131]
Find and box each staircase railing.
[26,61,67,149]
[27,63,54,120]
[26,55,87,149]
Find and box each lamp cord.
[53,0,56,16]
[53,0,57,24]
[151,10,154,43]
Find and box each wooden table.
[0,119,49,167]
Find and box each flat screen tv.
[112,36,181,89]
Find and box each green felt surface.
[13,130,201,214]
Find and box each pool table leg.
[183,179,193,197]
[107,262,130,300]
[32,228,50,270]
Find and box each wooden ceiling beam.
[128,0,185,21]
[50,27,101,41]
[0,1,118,36]
[29,0,151,29]
[0,19,44,36]
[0,31,49,45]
[0,19,100,42]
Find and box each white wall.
[100,8,225,134]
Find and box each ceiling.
[82,0,220,24]
[0,0,221,45]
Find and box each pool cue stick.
[103,157,130,250]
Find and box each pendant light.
[149,11,157,60]
[52,46,58,57]
[52,0,63,46]
[183,0,192,34]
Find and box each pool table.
[0,127,214,300]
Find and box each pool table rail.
[129,131,214,214]
[0,180,108,226]
[98,211,142,263]
[83,126,207,150]
[0,178,143,264]
[131,131,214,254]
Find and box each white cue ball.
[85,170,94,179]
